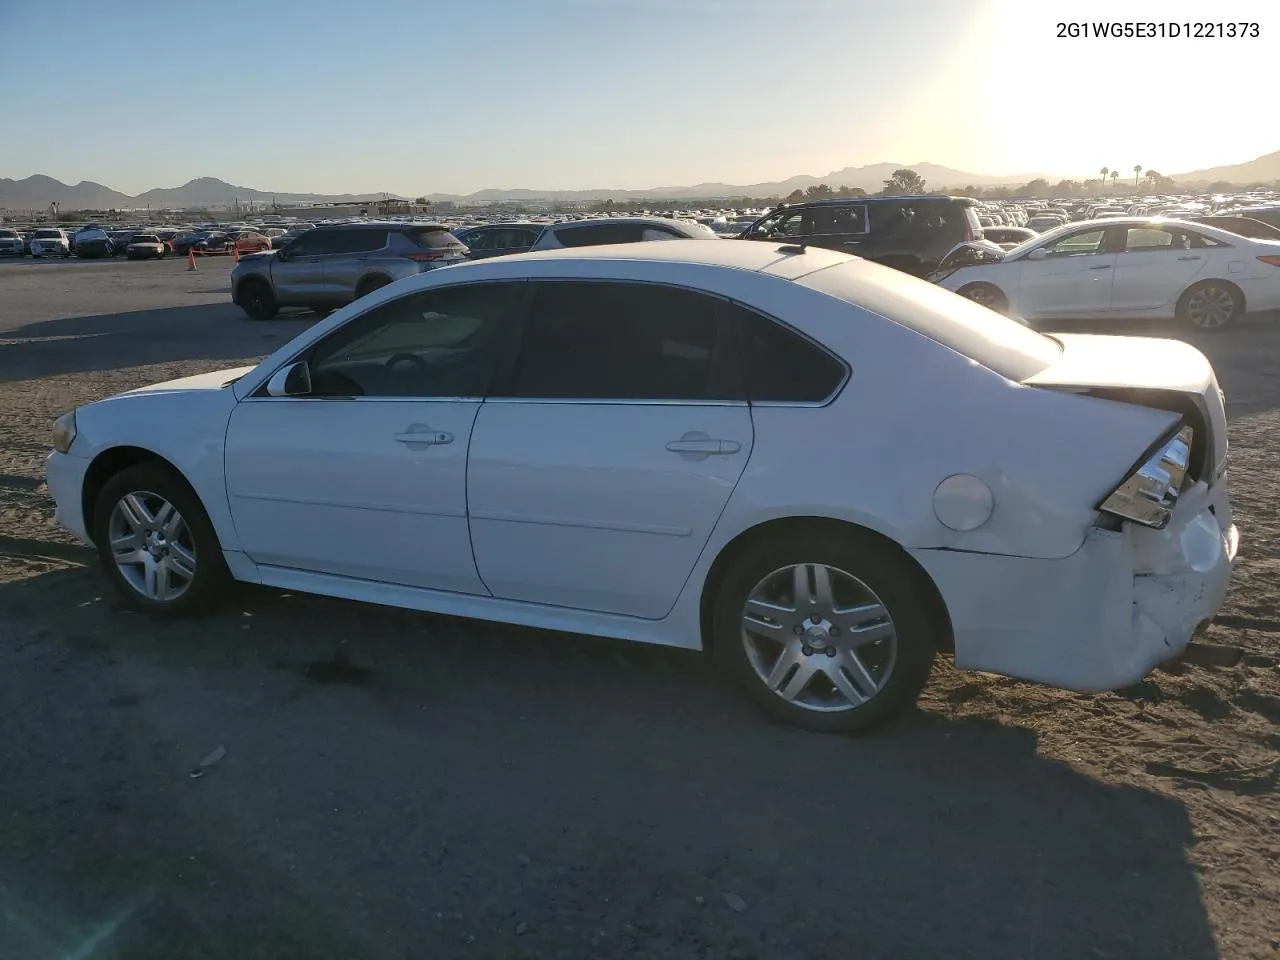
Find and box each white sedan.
[46,240,1238,732]
[932,217,1280,329]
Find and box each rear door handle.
[1088,264,1112,270]
[666,432,741,459]
[1177,255,1202,261]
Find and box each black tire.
[1177,280,1242,331]
[957,282,1008,314]
[92,462,229,616]
[712,528,940,734]
[356,275,391,299]
[239,279,279,321]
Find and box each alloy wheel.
[107,491,198,602]
[740,563,897,712]
[1186,285,1236,329]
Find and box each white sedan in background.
[46,241,1237,733]
[932,217,1280,329]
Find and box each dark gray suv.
[741,196,983,277]
[231,222,468,320]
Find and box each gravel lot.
[0,256,1277,960]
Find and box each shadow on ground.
[0,304,314,384]
[0,565,1219,960]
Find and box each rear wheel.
[239,279,278,321]
[956,282,1008,314]
[356,275,391,299]
[712,529,940,733]
[1178,281,1241,331]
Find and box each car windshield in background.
[801,259,1061,381]
[34,229,62,238]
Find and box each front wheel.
[92,463,229,615]
[956,282,1008,314]
[712,529,940,733]
[1178,281,1242,331]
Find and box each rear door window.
[506,281,740,400]
[809,205,867,236]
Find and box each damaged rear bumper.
[911,481,1238,693]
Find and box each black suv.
[741,196,983,276]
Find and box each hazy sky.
[0,0,1273,195]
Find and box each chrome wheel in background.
[1183,283,1239,330]
[741,563,897,713]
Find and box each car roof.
[551,216,696,228]
[779,195,976,208]
[311,221,452,231]
[452,237,855,279]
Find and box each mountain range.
[2,152,1276,210]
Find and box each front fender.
[73,390,240,549]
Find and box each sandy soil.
[0,256,1276,959]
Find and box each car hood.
[122,365,257,395]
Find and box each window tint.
[868,201,954,239]
[510,282,734,400]
[809,205,867,235]
[328,229,388,254]
[286,231,330,256]
[553,222,642,246]
[1044,229,1106,256]
[306,282,521,398]
[731,305,845,403]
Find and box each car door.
[271,230,344,305]
[1109,226,1209,314]
[326,228,391,301]
[1014,227,1118,319]
[223,281,524,593]
[467,279,754,619]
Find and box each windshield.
[800,259,1060,381]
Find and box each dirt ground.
[0,256,1276,960]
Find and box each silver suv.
[230,222,468,320]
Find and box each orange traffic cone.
[187,249,197,271]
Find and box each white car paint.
[47,240,1238,695]
[935,217,1280,321]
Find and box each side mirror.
[1025,247,1049,261]
[266,361,312,397]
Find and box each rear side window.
[508,281,737,400]
[729,304,846,403]
[332,229,388,254]
[809,205,867,236]
[869,201,958,239]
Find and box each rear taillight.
[1098,425,1192,529]
[1257,255,1280,266]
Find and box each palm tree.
[1110,170,1120,189]
[1099,166,1109,181]
[1133,165,1143,188]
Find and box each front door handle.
[395,424,453,449]
[666,432,742,459]
[1088,264,1112,271]
[1177,255,1202,261]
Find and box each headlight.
[52,410,77,454]
[1098,425,1192,529]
